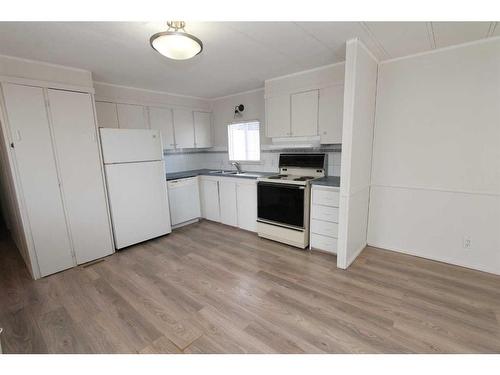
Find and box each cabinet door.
[173,109,195,148]
[167,177,201,226]
[291,90,319,136]
[319,85,344,144]
[236,181,257,232]
[194,111,212,148]
[117,103,148,129]
[2,83,74,276]
[149,106,176,150]
[95,101,119,128]
[199,178,220,221]
[265,95,290,137]
[219,179,238,227]
[48,89,114,265]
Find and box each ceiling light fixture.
[150,21,203,60]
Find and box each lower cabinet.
[199,176,220,222]
[199,176,257,232]
[219,179,238,226]
[310,185,340,254]
[236,180,257,232]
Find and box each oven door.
[257,182,305,230]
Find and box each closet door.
[48,89,114,264]
[2,83,74,276]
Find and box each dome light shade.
[150,22,203,60]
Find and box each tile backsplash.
[164,147,342,177]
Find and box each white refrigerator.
[100,128,172,249]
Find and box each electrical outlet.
[463,237,472,250]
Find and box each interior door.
[2,83,74,276]
[291,89,319,136]
[173,109,195,148]
[48,89,114,264]
[116,103,148,129]
[104,160,171,249]
[149,106,176,150]
[193,111,212,148]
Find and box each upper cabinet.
[264,63,345,144]
[96,100,213,150]
[95,101,119,128]
[291,90,319,137]
[149,106,175,150]
[173,109,195,148]
[319,85,344,144]
[116,103,148,129]
[266,95,291,137]
[193,111,213,148]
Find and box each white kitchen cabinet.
[47,89,114,265]
[149,106,176,150]
[236,180,257,232]
[319,85,344,144]
[167,177,201,227]
[310,185,340,254]
[193,111,212,148]
[116,103,148,129]
[199,176,220,221]
[95,101,119,128]
[291,89,319,137]
[173,108,195,148]
[219,179,238,227]
[265,95,290,137]
[2,83,75,277]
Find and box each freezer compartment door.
[100,128,163,164]
[105,160,171,249]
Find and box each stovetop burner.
[293,176,315,181]
[268,174,288,179]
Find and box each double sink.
[208,170,263,178]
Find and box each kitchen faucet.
[231,161,243,173]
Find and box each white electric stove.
[256,153,326,248]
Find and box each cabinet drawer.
[311,204,339,223]
[311,233,337,253]
[311,219,338,238]
[312,189,339,207]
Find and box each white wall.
[368,37,500,275]
[0,54,93,89]
[211,88,269,147]
[337,39,378,269]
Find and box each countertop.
[310,176,341,188]
[166,169,274,181]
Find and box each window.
[227,121,260,161]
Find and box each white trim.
[264,61,346,83]
[358,23,389,60]
[368,244,500,277]
[371,183,500,197]
[93,81,209,101]
[211,87,264,101]
[0,53,91,74]
[0,75,95,94]
[380,34,500,65]
[264,81,344,99]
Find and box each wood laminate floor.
[1,220,500,353]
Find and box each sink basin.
[208,170,237,175]
[234,173,261,178]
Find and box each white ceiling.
[0,22,497,98]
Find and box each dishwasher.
[167,177,202,228]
